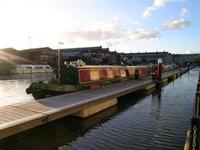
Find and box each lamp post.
[57,42,64,83]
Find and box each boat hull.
[26,82,88,99]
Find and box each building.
[0,48,32,65]
[173,54,200,65]
[121,52,173,65]
[19,47,57,66]
[60,46,109,58]
[59,46,114,65]
[1,46,199,67]
[108,51,121,65]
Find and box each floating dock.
[0,69,187,140]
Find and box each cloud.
[142,6,156,19]
[65,23,125,42]
[142,0,187,19]
[130,28,161,40]
[63,22,161,47]
[180,8,189,17]
[154,0,166,7]
[142,0,166,19]
[113,15,140,27]
[163,18,190,29]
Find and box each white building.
[11,65,53,74]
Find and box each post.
[158,58,163,82]
[57,48,60,83]
[187,62,190,73]
[57,42,64,84]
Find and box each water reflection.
[0,69,199,150]
[0,91,148,150]
[0,106,118,150]
[151,87,162,122]
[64,69,198,150]
[0,73,52,107]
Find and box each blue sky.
[0,0,199,54]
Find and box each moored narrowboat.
[26,61,149,99]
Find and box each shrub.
[0,63,14,75]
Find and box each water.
[64,71,197,150]
[0,73,52,107]
[0,69,199,150]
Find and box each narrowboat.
[26,62,149,99]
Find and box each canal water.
[0,68,199,150]
[0,73,52,107]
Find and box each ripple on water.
[63,69,199,150]
[0,73,52,107]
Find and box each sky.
[0,0,199,54]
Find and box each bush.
[0,63,14,75]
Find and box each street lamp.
[58,42,64,83]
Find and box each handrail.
[188,72,200,150]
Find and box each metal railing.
[189,72,200,150]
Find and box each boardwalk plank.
[0,69,183,139]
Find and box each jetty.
[0,68,187,140]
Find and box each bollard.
[157,58,163,82]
